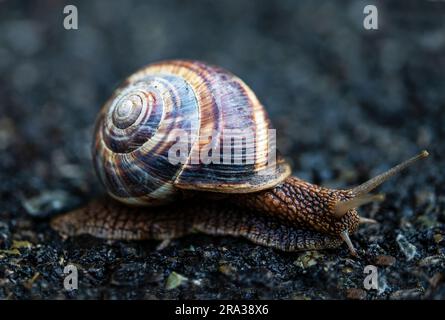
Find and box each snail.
[51,60,429,256]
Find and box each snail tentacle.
[334,194,385,218]
[333,150,429,220]
[349,150,429,197]
[340,230,357,257]
[359,217,378,224]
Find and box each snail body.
[51,60,429,256]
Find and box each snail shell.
[94,60,291,205]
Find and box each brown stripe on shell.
[94,71,200,205]
[94,60,292,206]
[139,60,290,192]
[133,60,222,167]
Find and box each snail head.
[330,150,429,255]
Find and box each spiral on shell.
[93,60,291,205]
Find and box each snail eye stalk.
[350,150,429,196]
[334,150,429,219]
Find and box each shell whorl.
[94,60,291,206]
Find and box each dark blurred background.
[0,0,444,299]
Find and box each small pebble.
[165,271,188,290]
[0,248,20,256]
[346,288,367,300]
[390,288,423,300]
[418,255,443,267]
[375,255,396,267]
[219,263,236,275]
[192,279,203,286]
[342,267,354,273]
[12,240,33,250]
[294,251,323,269]
[396,234,418,261]
[433,234,443,243]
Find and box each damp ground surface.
[0,0,444,299]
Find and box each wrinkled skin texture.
[51,177,357,252]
